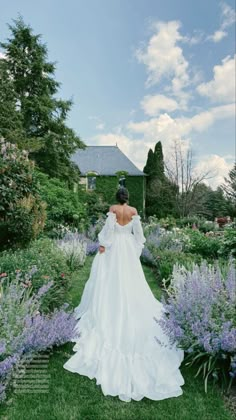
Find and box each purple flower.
[36,280,54,298]
[156,258,236,383]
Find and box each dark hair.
[116,187,129,204]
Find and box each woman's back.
[110,204,137,226]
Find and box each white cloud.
[136,20,189,98]
[0,52,6,59]
[208,30,227,42]
[221,1,236,29]
[89,128,233,189]
[182,30,205,45]
[194,154,233,189]
[141,94,179,116]
[208,2,236,42]
[88,132,152,171]
[96,123,105,130]
[87,99,234,188]
[88,115,105,130]
[197,55,236,103]
[128,104,235,141]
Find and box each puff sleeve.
[132,215,146,257]
[98,212,116,248]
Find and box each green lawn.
[0,257,233,420]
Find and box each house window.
[87,176,96,190]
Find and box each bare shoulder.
[130,206,138,215]
[109,204,117,212]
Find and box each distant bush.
[218,229,236,257]
[184,230,222,259]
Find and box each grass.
[0,257,233,420]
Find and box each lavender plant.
[155,258,236,392]
[0,270,78,402]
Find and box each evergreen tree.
[0,57,24,145]
[143,148,154,177]
[0,17,84,182]
[189,183,229,219]
[143,141,177,218]
[221,163,236,203]
[207,187,229,219]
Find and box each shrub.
[0,238,70,313]
[218,229,236,257]
[156,259,236,391]
[149,247,203,285]
[0,271,78,403]
[0,139,46,249]
[56,232,87,270]
[184,230,223,259]
[36,171,87,234]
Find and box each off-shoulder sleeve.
[132,215,146,257]
[98,212,116,248]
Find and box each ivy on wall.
[80,174,145,214]
[98,175,144,214]
[126,176,145,217]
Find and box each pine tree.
[1,16,85,182]
[0,57,24,145]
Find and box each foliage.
[0,272,77,402]
[0,139,46,249]
[78,187,110,225]
[143,141,177,218]
[0,16,84,182]
[0,238,70,313]
[204,186,230,219]
[221,163,236,205]
[218,229,236,257]
[0,58,25,146]
[36,171,87,233]
[149,248,203,285]
[184,230,223,259]
[156,259,236,391]
[56,233,87,270]
[77,174,145,219]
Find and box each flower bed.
[0,271,78,402]
[155,259,236,391]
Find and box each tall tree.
[0,16,85,182]
[143,141,177,218]
[0,57,25,145]
[165,139,214,217]
[221,163,236,203]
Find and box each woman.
[63,187,185,402]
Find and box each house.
[71,145,146,215]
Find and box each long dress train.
[63,212,185,402]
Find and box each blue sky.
[0,0,235,188]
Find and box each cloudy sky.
[1,0,235,188]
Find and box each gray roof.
[71,146,144,176]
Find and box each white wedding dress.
[63,212,185,402]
